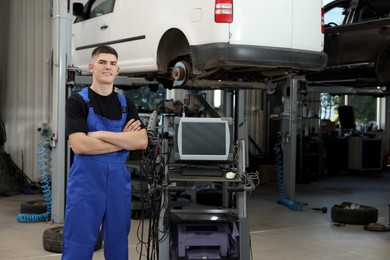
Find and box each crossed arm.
[69,119,148,155]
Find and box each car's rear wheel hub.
[171,61,190,87]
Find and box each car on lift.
[71,0,327,89]
[306,0,390,87]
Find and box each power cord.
[134,130,170,260]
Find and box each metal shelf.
[168,170,241,183]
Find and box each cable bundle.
[135,132,167,260]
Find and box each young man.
[62,45,148,259]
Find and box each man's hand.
[123,119,142,132]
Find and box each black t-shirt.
[66,87,144,138]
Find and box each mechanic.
[62,45,148,259]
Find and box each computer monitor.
[173,117,234,163]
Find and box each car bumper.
[191,43,328,73]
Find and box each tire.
[376,47,390,82]
[43,226,103,253]
[331,202,378,225]
[20,200,47,214]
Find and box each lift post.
[49,0,72,223]
[281,77,300,200]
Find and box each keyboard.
[181,166,223,177]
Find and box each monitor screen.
[174,117,234,162]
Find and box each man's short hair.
[91,45,118,59]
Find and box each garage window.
[321,93,379,132]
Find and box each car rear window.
[355,2,389,22]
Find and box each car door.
[72,0,115,70]
[338,0,390,66]
[324,0,354,66]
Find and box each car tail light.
[321,7,324,33]
[215,0,233,23]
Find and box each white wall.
[0,0,52,181]
[0,1,11,123]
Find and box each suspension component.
[171,61,190,87]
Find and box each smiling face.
[89,52,120,85]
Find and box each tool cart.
[157,115,255,260]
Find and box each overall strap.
[117,93,128,114]
[78,87,92,108]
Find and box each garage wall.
[0,1,11,123]
[1,0,52,181]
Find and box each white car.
[72,0,327,88]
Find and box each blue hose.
[17,137,52,222]
[274,135,303,211]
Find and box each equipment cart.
[158,139,254,260]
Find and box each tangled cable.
[135,131,167,260]
[17,137,52,223]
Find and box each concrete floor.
[1,172,389,260]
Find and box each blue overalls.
[62,87,131,260]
